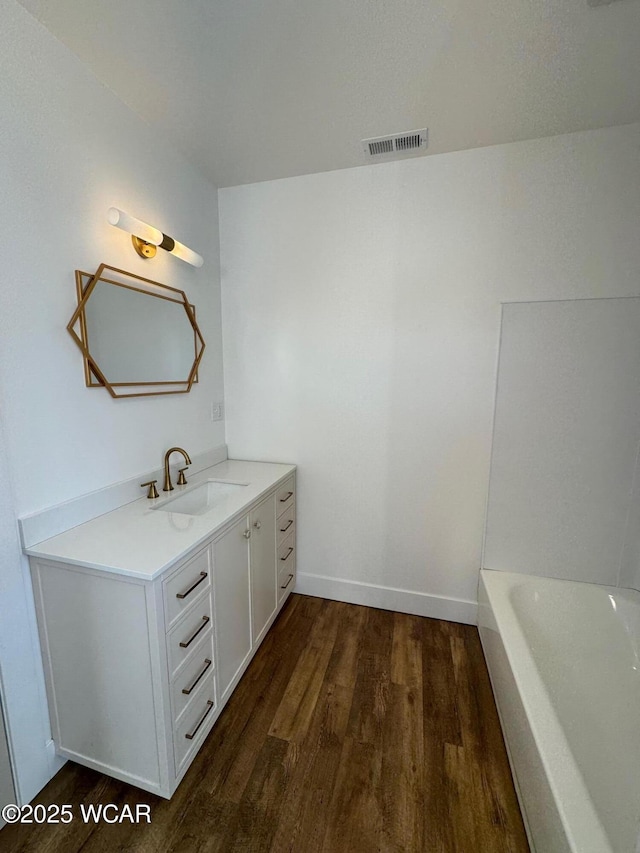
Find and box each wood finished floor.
[1,595,528,853]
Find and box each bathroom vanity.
[24,460,296,798]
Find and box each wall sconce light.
[107,208,204,268]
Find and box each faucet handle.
[177,467,189,486]
[141,480,159,499]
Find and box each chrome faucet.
[163,447,192,492]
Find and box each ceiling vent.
[362,128,428,159]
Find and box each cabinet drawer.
[278,566,295,601]
[167,593,213,677]
[171,633,215,724]
[174,678,217,773]
[277,535,296,602]
[276,504,296,547]
[276,477,295,518]
[164,547,211,630]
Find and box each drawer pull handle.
[280,518,294,532]
[176,571,208,600]
[280,573,294,590]
[279,491,294,503]
[280,546,294,562]
[179,616,210,648]
[185,699,214,740]
[182,659,212,695]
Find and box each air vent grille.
[368,139,394,156]
[362,128,428,159]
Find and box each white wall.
[219,122,640,622]
[484,298,640,586]
[0,0,224,801]
[0,692,17,828]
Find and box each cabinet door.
[213,517,251,700]
[250,494,277,644]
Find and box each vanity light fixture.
[107,207,204,268]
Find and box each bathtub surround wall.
[219,122,640,621]
[484,298,640,588]
[0,0,224,802]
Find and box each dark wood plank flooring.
[0,595,528,852]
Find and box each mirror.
[67,264,205,398]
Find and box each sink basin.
[152,480,247,516]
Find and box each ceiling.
[18,0,640,187]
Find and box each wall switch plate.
[210,401,224,421]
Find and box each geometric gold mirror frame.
[67,263,205,398]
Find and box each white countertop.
[25,460,295,580]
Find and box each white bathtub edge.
[478,569,612,853]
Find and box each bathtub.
[478,569,640,853]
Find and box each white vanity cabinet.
[28,466,296,799]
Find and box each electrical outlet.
[210,401,224,421]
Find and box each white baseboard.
[19,445,228,548]
[295,572,478,625]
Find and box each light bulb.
[107,208,162,246]
[169,239,204,269]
